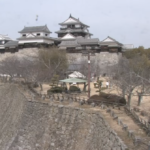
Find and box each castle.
[0,14,133,53]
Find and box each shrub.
[47,86,67,94]
[69,86,80,92]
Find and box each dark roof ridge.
[23,25,46,28]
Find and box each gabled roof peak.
[101,36,123,46]
[61,33,76,40]
[59,14,89,27]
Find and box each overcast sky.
[0,0,150,48]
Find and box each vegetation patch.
[88,93,126,105]
[69,86,81,92]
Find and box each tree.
[38,47,68,80]
[0,47,68,91]
[113,56,150,107]
[0,56,21,82]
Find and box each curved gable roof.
[59,14,89,27]
[101,36,123,46]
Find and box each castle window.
[22,34,26,37]
[45,34,48,36]
[37,33,40,36]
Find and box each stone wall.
[0,84,127,150]
[68,52,122,66]
[0,48,122,67]
[0,48,122,75]
[68,52,122,75]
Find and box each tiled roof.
[59,14,89,27]
[77,38,100,45]
[17,36,58,41]
[55,28,93,35]
[18,25,51,33]
[100,36,123,47]
[4,41,18,48]
[59,36,100,48]
[58,40,80,47]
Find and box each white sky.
[0,0,150,48]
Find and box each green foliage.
[124,46,150,61]
[47,86,66,94]
[69,86,80,92]
[123,46,145,59]
[123,46,150,74]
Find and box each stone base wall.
[0,48,121,76]
[68,52,122,75]
[68,52,122,65]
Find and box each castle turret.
[55,14,92,39]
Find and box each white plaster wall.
[75,24,81,27]
[43,39,54,44]
[21,32,50,38]
[19,39,44,44]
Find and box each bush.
[88,93,126,105]
[69,86,80,92]
[47,86,67,94]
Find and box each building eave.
[55,30,93,35]
[18,25,52,34]
[17,36,58,41]
[59,22,89,27]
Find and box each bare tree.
[37,47,68,79]
[0,47,68,91]
[113,55,150,107]
[0,56,22,82]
